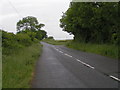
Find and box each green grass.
[67,41,118,59]
[43,39,118,59]
[42,38,71,45]
[0,31,1,89]
[2,43,42,88]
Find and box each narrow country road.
[32,42,119,88]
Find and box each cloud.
[0,13,18,21]
[0,0,74,40]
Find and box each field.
[2,43,42,88]
[42,38,71,45]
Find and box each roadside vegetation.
[60,2,119,45]
[67,41,118,59]
[0,30,1,89]
[2,16,47,88]
[59,2,119,60]
[2,43,42,88]
[42,37,71,45]
[43,38,118,59]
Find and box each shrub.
[16,33,32,46]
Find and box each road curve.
[32,42,119,88]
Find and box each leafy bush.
[47,36,54,40]
[2,31,17,48]
[2,30,33,55]
[16,33,32,46]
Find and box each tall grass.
[67,41,118,59]
[0,47,2,89]
[2,43,42,88]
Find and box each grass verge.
[0,47,1,89]
[42,38,71,45]
[43,39,118,59]
[2,43,42,88]
[67,41,118,59]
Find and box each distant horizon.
[1,28,74,40]
[0,0,74,40]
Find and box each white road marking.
[54,48,64,54]
[76,59,86,64]
[54,47,120,81]
[109,75,120,82]
[84,64,95,69]
[64,53,72,57]
[76,59,95,69]
[55,48,59,51]
[59,51,63,53]
[55,48,95,69]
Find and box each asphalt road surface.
[32,42,119,88]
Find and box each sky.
[0,0,74,40]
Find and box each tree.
[60,2,119,44]
[17,16,47,41]
[47,36,54,40]
[17,16,45,32]
[35,30,47,40]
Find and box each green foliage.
[26,31,36,41]
[16,33,32,46]
[2,30,23,55]
[2,30,34,55]
[17,16,40,32]
[43,39,118,59]
[3,43,42,88]
[43,38,71,45]
[35,30,47,40]
[2,16,47,54]
[2,16,47,88]
[17,16,47,40]
[60,2,119,44]
[47,36,54,40]
[67,41,118,59]
[2,31,17,48]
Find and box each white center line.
[84,64,95,69]
[55,49,59,51]
[54,47,119,82]
[64,53,72,58]
[59,51,63,53]
[76,59,95,69]
[55,48,95,69]
[76,59,85,64]
[109,75,120,82]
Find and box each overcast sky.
[0,0,74,40]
